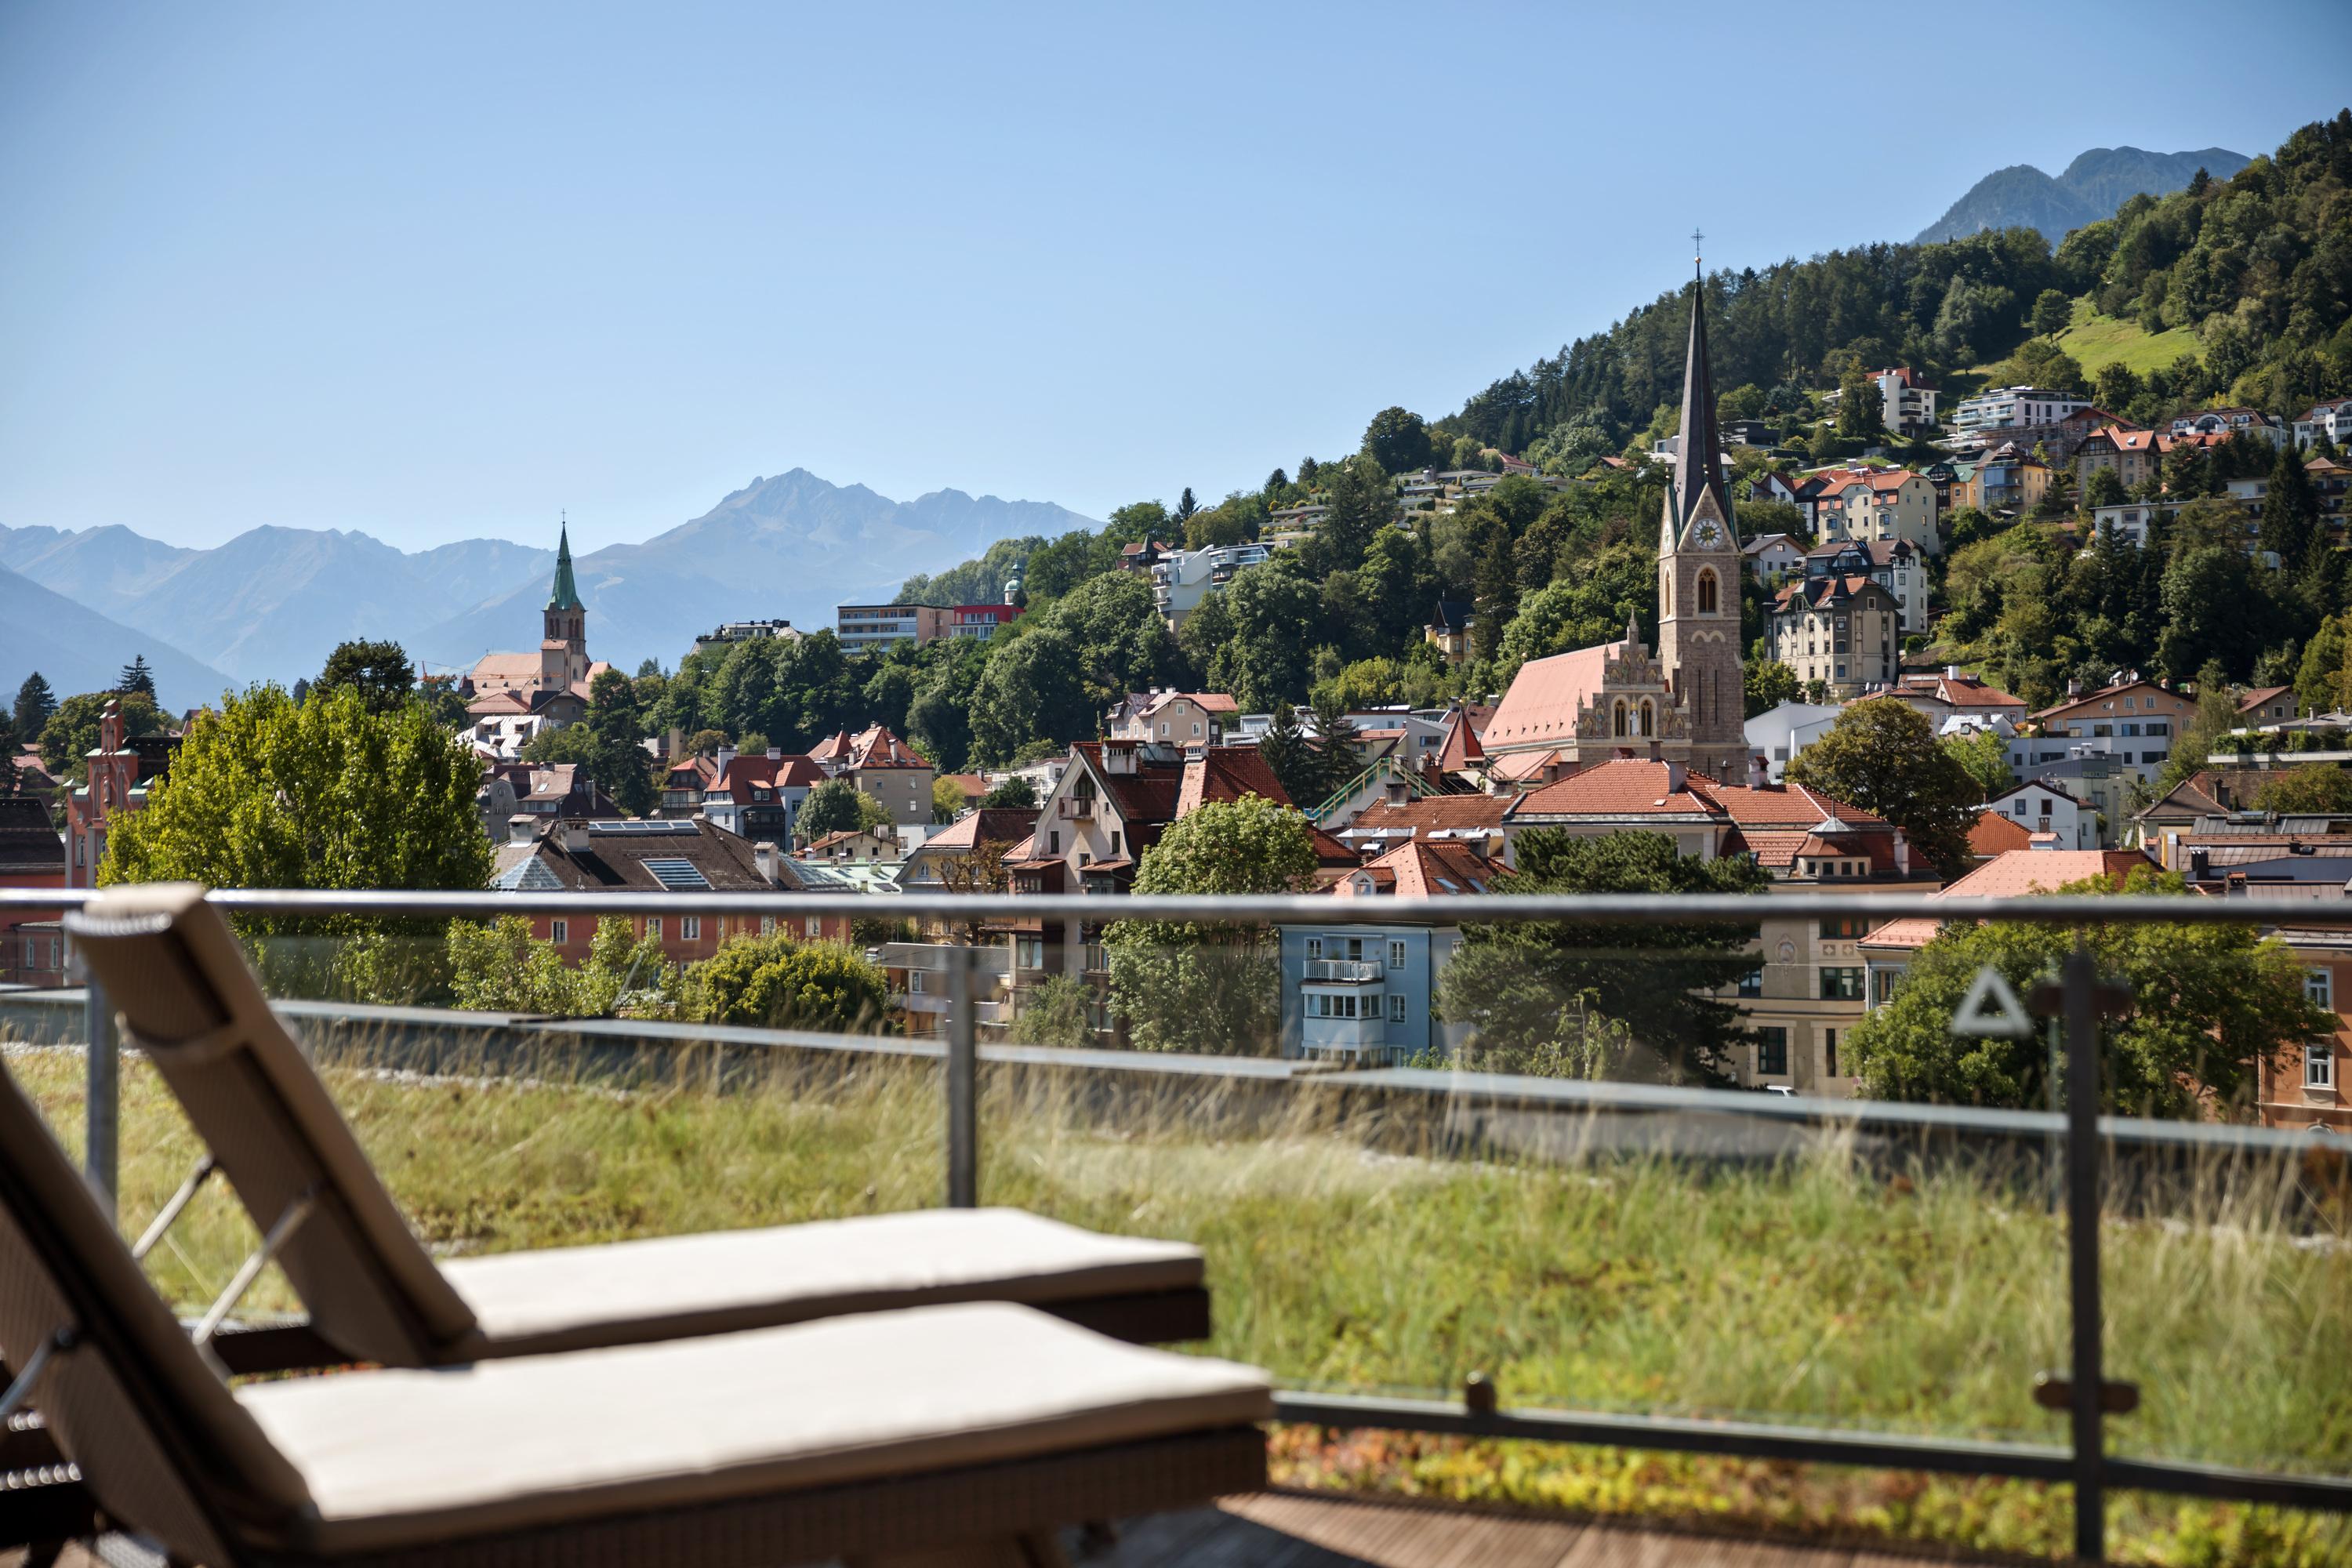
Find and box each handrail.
[13,887,2352,927]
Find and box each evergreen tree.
[1263,467,1289,493]
[118,655,157,699]
[586,667,656,816]
[13,673,56,738]
[0,707,16,796]
[2259,444,2321,566]
[1305,691,1363,805]
[1174,487,1199,527]
[1255,702,1317,804]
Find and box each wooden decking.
[5,1493,1987,1568]
[1074,1491,1975,1568]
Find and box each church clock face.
[1695,518,1724,548]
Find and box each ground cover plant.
[9,1043,2345,1565]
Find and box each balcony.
[6,883,2347,1566]
[1059,796,1096,819]
[1302,958,1382,982]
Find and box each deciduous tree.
[1784,697,1980,877]
[682,931,889,1033]
[798,777,890,840]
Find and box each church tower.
[1654,249,1748,780]
[540,519,589,692]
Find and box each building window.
[1757,1028,1788,1076]
[1083,942,1108,972]
[760,916,776,935]
[550,919,568,946]
[682,916,701,940]
[2307,968,2334,1011]
[1388,938,1406,968]
[1387,993,1406,1024]
[909,970,925,995]
[1306,936,1323,960]
[2310,1045,2336,1091]
[1697,568,1719,614]
[1824,1029,1839,1079]
[1737,967,1763,998]
[1819,916,1870,939]
[1820,967,1865,1001]
[1048,830,1061,854]
[644,916,662,939]
[1016,937,1045,969]
[805,916,822,938]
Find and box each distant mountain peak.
[1915,143,2249,245]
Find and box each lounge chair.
[0,1058,1271,1567]
[67,884,1207,1374]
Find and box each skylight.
[643,858,710,890]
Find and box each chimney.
[1747,753,1767,789]
[753,840,779,883]
[507,815,536,845]
[559,819,589,855]
[1664,760,1686,793]
[1893,831,1911,876]
[667,726,684,758]
[767,746,782,761]
[1944,664,1961,681]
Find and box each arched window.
[1613,701,1628,737]
[1697,568,1719,614]
[1639,699,1655,736]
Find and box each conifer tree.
[1255,702,1317,805]
[118,655,157,699]
[13,673,56,738]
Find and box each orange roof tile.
[1483,640,1626,750]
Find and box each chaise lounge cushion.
[438,1208,1202,1354]
[238,1300,1270,1555]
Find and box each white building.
[2293,398,2351,450]
[1150,543,1272,626]
[1952,386,2089,441]
[2169,407,2285,447]
[1983,778,2099,851]
[1743,700,1845,783]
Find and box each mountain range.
[0,471,1100,698]
[0,566,234,713]
[1915,145,2250,244]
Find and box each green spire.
[547,518,583,612]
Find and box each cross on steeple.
[1691,227,1704,278]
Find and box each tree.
[448,914,678,1018]
[1105,796,1317,1055]
[1006,975,1094,1047]
[2296,614,2352,715]
[1312,455,1392,572]
[117,655,157,700]
[2252,768,2352,814]
[1835,366,1886,441]
[99,684,491,893]
[1743,659,1800,718]
[38,690,167,779]
[1362,406,1434,474]
[1434,830,1769,1084]
[980,775,1037,810]
[682,931,890,1033]
[1254,702,1318,805]
[314,639,417,713]
[585,667,656,816]
[2030,289,2074,338]
[2259,445,2321,566]
[1940,727,2015,802]
[1845,869,2330,1116]
[1173,487,1200,528]
[0,707,16,795]
[798,777,889,840]
[1784,697,1980,877]
[931,776,967,823]
[968,626,1091,764]
[1304,691,1363,804]
[13,673,57,739]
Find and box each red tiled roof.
[1897,672,2024,710]
[1860,849,2152,951]
[1346,793,1518,838]
[1969,811,2034,856]
[2237,685,2292,714]
[1512,759,1716,818]
[1436,706,1486,771]
[1327,839,1501,898]
[1175,747,1292,816]
[1483,641,1625,750]
[917,808,1036,854]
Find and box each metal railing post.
[2062,943,2105,1563]
[945,946,978,1208]
[84,975,119,1222]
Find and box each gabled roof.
[2237,684,2293,714]
[1327,839,1500,898]
[1968,811,2034,857]
[1896,671,2024,710]
[710,753,825,797]
[1343,792,1517,840]
[2133,778,2229,822]
[1482,639,1628,750]
[0,797,64,874]
[2030,678,2186,722]
[1773,575,1897,612]
[1511,759,1718,820]
[506,818,771,893]
[1426,600,1474,633]
[1436,704,1486,771]
[1175,747,1291,816]
[811,725,931,771]
[1860,849,2151,950]
[917,808,1038,855]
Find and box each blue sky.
[2,2,2345,554]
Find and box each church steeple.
[1668,246,1733,539]
[547,517,583,612]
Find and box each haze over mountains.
[1915,145,2250,243]
[0,471,1100,695]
